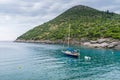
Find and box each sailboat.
[62,24,80,58]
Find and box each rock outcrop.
[82,38,120,49]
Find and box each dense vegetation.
[17,5,120,41]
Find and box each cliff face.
[16,5,120,43]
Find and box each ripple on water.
[0,42,120,80]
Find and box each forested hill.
[16,5,120,41]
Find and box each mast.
[68,24,71,47]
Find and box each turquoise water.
[0,42,120,80]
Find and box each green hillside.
[17,5,120,41]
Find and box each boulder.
[100,42,109,48]
[97,39,107,43]
[107,42,118,48]
[90,41,97,44]
[108,44,114,48]
[83,42,91,46]
[115,45,120,50]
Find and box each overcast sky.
[0,0,120,41]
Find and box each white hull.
[62,51,79,57]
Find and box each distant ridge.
[16,5,120,41]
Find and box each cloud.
[115,0,120,3]
[0,0,120,41]
[0,0,13,4]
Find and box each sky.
[0,0,120,41]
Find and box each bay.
[0,42,120,80]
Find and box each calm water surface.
[0,42,120,80]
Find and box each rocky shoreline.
[15,38,120,50]
[82,38,120,49]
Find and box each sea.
[0,41,120,80]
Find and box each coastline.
[15,38,120,50]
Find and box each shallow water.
[0,42,120,80]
